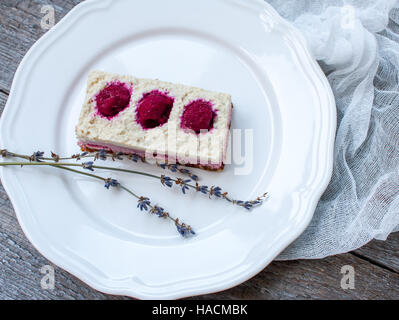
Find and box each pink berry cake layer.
[76,71,233,171]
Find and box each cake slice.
[76,71,233,171]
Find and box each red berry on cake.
[181,100,216,134]
[136,90,174,129]
[95,81,131,119]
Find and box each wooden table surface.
[0,0,398,300]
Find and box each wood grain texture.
[197,252,399,300]
[0,0,83,92]
[0,0,398,300]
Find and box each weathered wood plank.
[0,90,8,115]
[195,253,399,300]
[1,204,398,300]
[0,0,84,92]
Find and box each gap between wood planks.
[350,251,398,274]
[0,88,10,96]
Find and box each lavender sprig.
[1,149,197,179]
[1,150,268,210]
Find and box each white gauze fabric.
[264,0,399,260]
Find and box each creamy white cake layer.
[76,71,232,166]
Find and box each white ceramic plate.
[0,0,336,299]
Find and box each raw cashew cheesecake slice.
[75,71,233,171]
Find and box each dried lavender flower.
[160,175,173,188]
[82,161,94,171]
[175,220,195,237]
[104,178,119,189]
[30,151,44,162]
[137,197,151,211]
